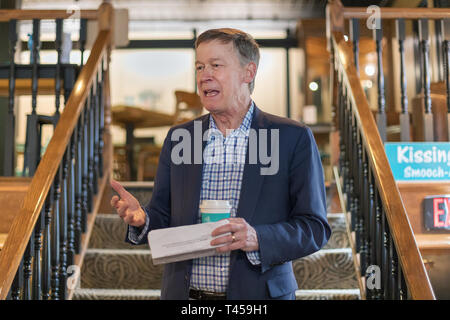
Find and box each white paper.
[147,220,230,265]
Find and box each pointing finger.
[110,179,132,201]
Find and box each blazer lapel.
[181,115,210,226]
[236,106,267,224]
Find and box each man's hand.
[110,179,146,228]
[210,218,259,253]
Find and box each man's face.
[195,40,252,114]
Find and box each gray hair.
[195,28,260,94]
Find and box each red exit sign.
[423,195,450,231]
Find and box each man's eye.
[196,66,204,71]
[213,64,220,68]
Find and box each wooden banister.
[0,9,98,21]
[342,7,450,20]
[0,14,111,300]
[331,31,435,300]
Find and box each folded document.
[147,220,230,265]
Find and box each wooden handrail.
[0,27,110,300]
[331,31,435,300]
[0,9,98,21]
[342,7,450,20]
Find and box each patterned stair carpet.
[73,184,360,300]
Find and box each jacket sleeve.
[254,127,331,273]
[125,131,173,245]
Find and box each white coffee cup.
[199,200,232,223]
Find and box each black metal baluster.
[360,146,370,286]
[374,190,383,299]
[75,119,83,252]
[390,236,399,300]
[82,100,90,231]
[366,166,376,299]
[398,264,408,300]
[51,168,61,300]
[54,19,63,119]
[67,134,76,266]
[91,85,99,194]
[374,26,387,142]
[435,18,444,82]
[419,19,433,141]
[41,189,53,300]
[79,18,87,67]
[59,150,69,299]
[9,260,23,299]
[4,19,17,176]
[87,89,95,210]
[98,65,105,177]
[381,211,392,299]
[396,19,410,142]
[32,210,44,300]
[22,233,34,300]
[442,19,450,141]
[350,18,360,74]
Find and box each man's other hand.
[110,179,146,228]
[210,218,259,253]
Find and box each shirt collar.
[208,101,254,137]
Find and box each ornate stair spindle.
[67,133,76,266]
[442,19,450,141]
[374,25,387,142]
[59,149,69,299]
[41,189,53,300]
[396,18,410,142]
[419,19,433,141]
[350,18,360,74]
[51,168,62,300]
[79,18,87,67]
[32,211,44,300]
[54,19,63,120]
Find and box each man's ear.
[244,62,257,84]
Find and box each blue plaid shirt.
[190,102,260,293]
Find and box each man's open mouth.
[203,89,220,97]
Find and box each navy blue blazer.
[126,105,331,300]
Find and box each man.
[111,28,330,300]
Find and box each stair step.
[88,214,149,250]
[293,248,358,290]
[324,214,349,249]
[73,288,161,300]
[89,213,349,250]
[81,249,163,289]
[80,247,357,290]
[295,289,360,300]
[72,288,360,300]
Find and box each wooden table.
[112,105,177,180]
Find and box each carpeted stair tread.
[295,289,360,300]
[81,249,163,289]
[72,288,360,300]
[88,214,149,250]
[293,248,358,290]
[73,288,160,300]
[80,247,357,291]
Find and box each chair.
[173,90,203,124]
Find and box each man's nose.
[198,66,213,83]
